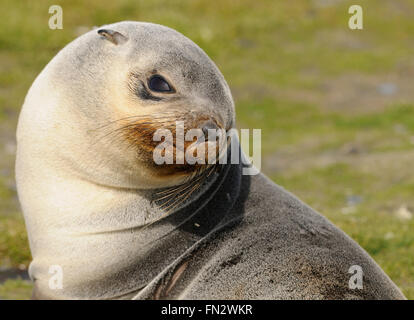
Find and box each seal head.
[18,21,234,191]
[16,21,236,299]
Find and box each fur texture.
[15,21,405,300]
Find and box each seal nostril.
[201,120,218,138]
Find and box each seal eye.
[148,75,173,93]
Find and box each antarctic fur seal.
[15,21,405,300]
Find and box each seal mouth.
[112,110,228,178]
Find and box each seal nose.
[201,120,218,137]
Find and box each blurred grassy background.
[1,0,414,299]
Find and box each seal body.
[133,168,404,300]
[15,21,405,300]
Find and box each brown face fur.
[118,110,226,179]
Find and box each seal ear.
[97,29,128,45]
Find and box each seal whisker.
[155,170,206,201]
[89,111,181,133]
[158,163,218,213]
[161,181,201,213]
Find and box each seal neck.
[159,157,242,237]
[31,152,243,299]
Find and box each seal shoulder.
[175,173,405,299]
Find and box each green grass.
[1,0,413,299]
[0,214,31,268]
[0,279,32,300]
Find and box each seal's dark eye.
[148,75,173,93]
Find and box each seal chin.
[141,135,229,188]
